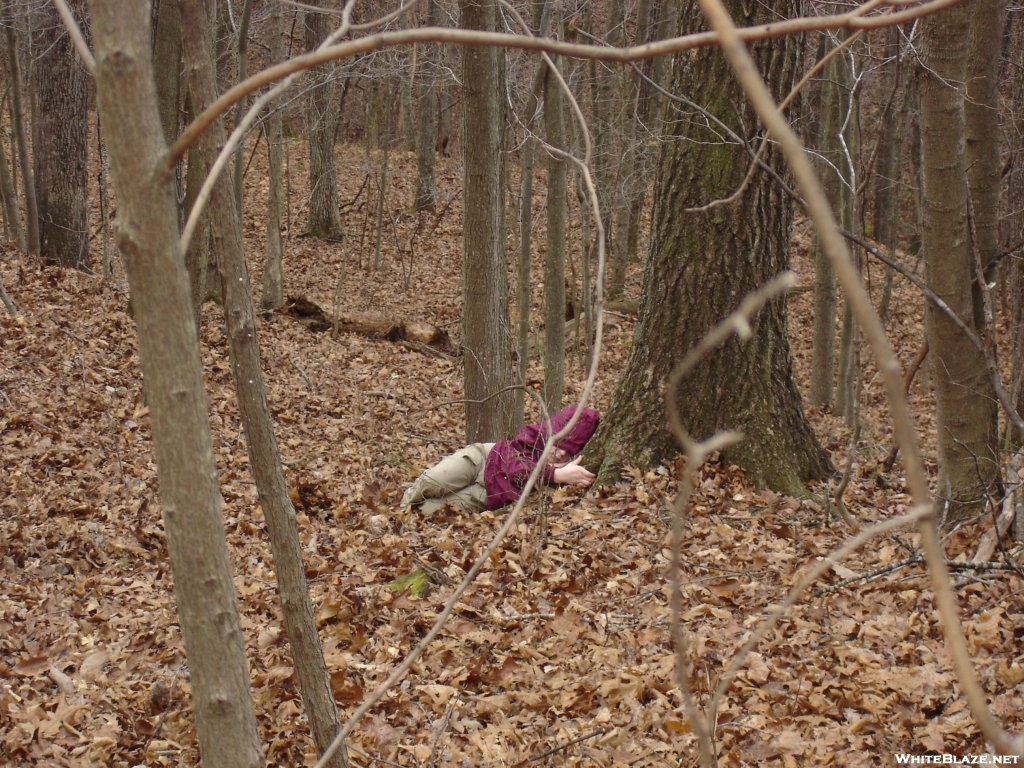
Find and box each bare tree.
[87,2,264,766]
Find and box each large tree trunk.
[461,0,513,442]
[87,2,264,766]
[34,0,90,270]
[5,18,38,255]
[178,2,348,766]
[585,0,831,494]
[304,0,344,240]
[920,3,1000,519]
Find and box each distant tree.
[461,0,514,441]
[88,2,264,766]
[304,0,345,240]
[4,11,38,255]
[585,0,832,494]
[543,46,567,414]
[34,0,90,270]
[261,0,286,309]
[413,0,439,212]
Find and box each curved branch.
[167,0,965,167]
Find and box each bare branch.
[168,0,966,167]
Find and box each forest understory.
[2,140,1023,768]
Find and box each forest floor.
[2,141,1023,768]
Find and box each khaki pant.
[401,443,492,514]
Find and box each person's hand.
[552,457,595,487]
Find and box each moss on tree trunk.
[585,0,832,496]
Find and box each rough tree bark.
[304,0,344,240]
[585,0,832,494]
[178,2,349,766]
[34,0,90,270]
[87,2,264,766]
[461,0,514,441]
[920,2,1000,518]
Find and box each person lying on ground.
[401,405,600,514]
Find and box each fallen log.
[281,296,451,349]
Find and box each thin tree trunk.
[35,0,90,270]
[920,2,1000,519]
[461,0,513,441]
[88,3,264,766]
[809,42,850,410]
[153,0,182,148]
[5,19,38,255]
[543,47,567,414]
[413,0,439,212]
[178,2,349,766]
[514,1,553,426]
[183,92,216,322]
[965,0,1006,324]
[0,91,25,250]
[96,112,113,275]
[262,0,286,309]
[232,0,253,216]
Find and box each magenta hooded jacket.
[482,405,601,510]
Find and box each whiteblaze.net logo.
[894,757,1020,765]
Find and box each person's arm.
[552,457,594,486]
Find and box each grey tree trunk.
[874,26,902,325]
[153,0,182,148]
[585,0,831,494]
[262,0,286,310]
[461,0,513,442]
[5,19,38,255]
[183,93,217,321]
[809,42,852,410]
[178,2,348,766]
[232,0,253,216]
[543,53,567,414]
[413,0,439,212]
[34,0,90,270]
[87,2,264,767]
[964,0,1006,324]
[920,3,1000,519]
[304,0,344,240]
